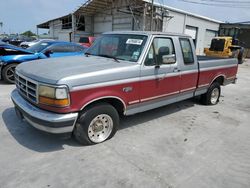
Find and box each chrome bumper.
[11,89,78,134]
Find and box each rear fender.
[210,74,226,86]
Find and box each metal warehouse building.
[37,0,221,55]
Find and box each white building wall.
[163,10,219,55]
[163,11,186,33]
[49,20,62,39]
[58,30,71,41]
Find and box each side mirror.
[162,54,176,64]
[44,50,53,57]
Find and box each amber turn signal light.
[39,96,70,107]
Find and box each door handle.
[173,68,180,72]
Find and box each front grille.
[15,72,38,103]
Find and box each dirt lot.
[0,60,250,188]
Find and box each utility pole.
[150,0,154,31]
[0,22,3,34]
[142,4,146,31]
[71,13,75,42]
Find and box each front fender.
[1,54,39,64]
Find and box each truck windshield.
[86,34,148,62]
[209,39,225,52]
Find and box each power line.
[178,0,250,8]
[201,0,250,3]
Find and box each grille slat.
[15,73,38,103]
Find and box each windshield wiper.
[98,54,120,63]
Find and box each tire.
[238,47,244,64]
[2,63,18,84]
[200,82,221,105]
[73,103,119,145]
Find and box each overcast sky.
[0,0,250,34]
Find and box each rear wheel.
[73,103,119,145]
[2,63,17,84]
[200,82,221,105]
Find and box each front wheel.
[200,82,221,105]
[73,103,119,145]
[2,63,18,84]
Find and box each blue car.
[0,41,87,83]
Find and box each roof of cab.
[103,31,191,38]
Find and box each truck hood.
[16,56,140,88]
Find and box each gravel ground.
[0,60,250,188]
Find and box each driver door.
[140,37,181,103]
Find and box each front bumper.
[11,89,78,134]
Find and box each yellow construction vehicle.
[204,36,244,64]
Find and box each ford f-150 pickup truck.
[11,31,238,145]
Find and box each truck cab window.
[180,38,194,64]
[145,37,175,66]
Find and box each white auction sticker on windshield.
[126,39,143,45]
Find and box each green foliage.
[21,30,36,37]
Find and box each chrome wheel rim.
[88,114,113,143]
[6,66,16,82]
[211,88,219,104]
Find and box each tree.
[21,30,36,37]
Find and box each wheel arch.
[80,96,127,116]
[210,74,226,86]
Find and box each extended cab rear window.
[179,38,194,64]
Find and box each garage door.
[58,32,70,41]
[204,30,217,48]
[94,15,112,36]
[185,26,197,45]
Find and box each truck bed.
[197,55,234,61]
[198,55,237,69]
[196,55,238,93]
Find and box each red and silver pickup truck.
[11,31,238,145]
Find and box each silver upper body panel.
[104,30,190,38]
[199,58,238,69]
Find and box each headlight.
[38,85,70,107]
[39,85,55,98]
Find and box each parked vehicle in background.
[0,41,87,83]
[1,36,12,43]
[79,36,95,47]
[8,35,36,46]
[20,39,54,49]
[11,31,238,145]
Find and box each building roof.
[37,0,222,29]
[74,0,114,15]
[220,22,250,29]
[37,14,71,29]
[232,21,250,24]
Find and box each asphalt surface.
[0,60,250,188]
